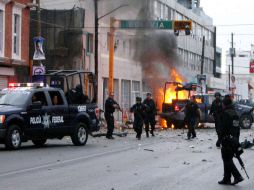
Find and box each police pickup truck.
[0,83,99,150]
[160,82,254,129]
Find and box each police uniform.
[143,94,156,137]
[130,97,146,140]
[185,100,199,139]
[218,96,244,185]
[104,97,118,139]
[210,92,223,147]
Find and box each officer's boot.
[150,130,155,137]
[145,124,149,137]
[146,131,149,138]
[137,133,141,140]
[216,139,221,147]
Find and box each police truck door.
[47,91,69,135]
[26,91,48,138]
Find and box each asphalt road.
[0,128,254,190]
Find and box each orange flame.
[160,118,175,129]
[159,69,188,128]
[164,69,188,104]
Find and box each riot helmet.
[136,96,142,103]
[223,94,232,107]
[214,92,221,97]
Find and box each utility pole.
[228,65,231,91]
[231,33,234,74]
[108,17,115,95]
[30,0,41,81]
[201,36,205,74]
[213,27,216,76]
[94,0,98,103]
[36,0,41,37]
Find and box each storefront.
[0,67,15,90]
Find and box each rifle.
[114,103,122,112]
[234,152,250,179]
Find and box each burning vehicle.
[159,81,254,129]
[159,81,198,129]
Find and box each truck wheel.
[5,125,22,150]
[240,115,252,129]
[173,121,185,129]
[32,139,47,147]
[166,120,172,128]
[71,123,88,146]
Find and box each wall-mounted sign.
[33,37,45,60]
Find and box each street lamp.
[94,1,129,102]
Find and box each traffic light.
[174,30,179,36]
[173,20,192,35]
[185,24,191,35]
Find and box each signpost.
[120,20,173,29]
[197,74,206,94]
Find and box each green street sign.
[119,20,173,29]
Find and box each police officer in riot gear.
[75,84,90,104]
[218,95,244,185]
[130,97,146,140]
[183,96,201,140]
[66,84,89,104]
[143,93,156,137]
[104,92,120,139]
[210,92,223,147]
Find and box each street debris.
[192,150,203,153]
[240,139,254,149]
[183,161,190,165]
[144,149,154,152]
[189,145,195,148]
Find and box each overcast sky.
[200,0,254,52]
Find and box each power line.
[3,8,254,30]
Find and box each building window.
[86,33,93,54]
[160,3,164,19]
[13,13,21,57]
[123,40,126,51]
[142,81,150,100]
[0,9,4,56]
[131,81,140,105]
[154,1,160,19]
[164,6,169,19]
[129,39,132,55]
[121,80,131,111]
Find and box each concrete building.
[0,0,32,90]
[225,48,254,99]
[38,0,218,112]
[206,47,226,92]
